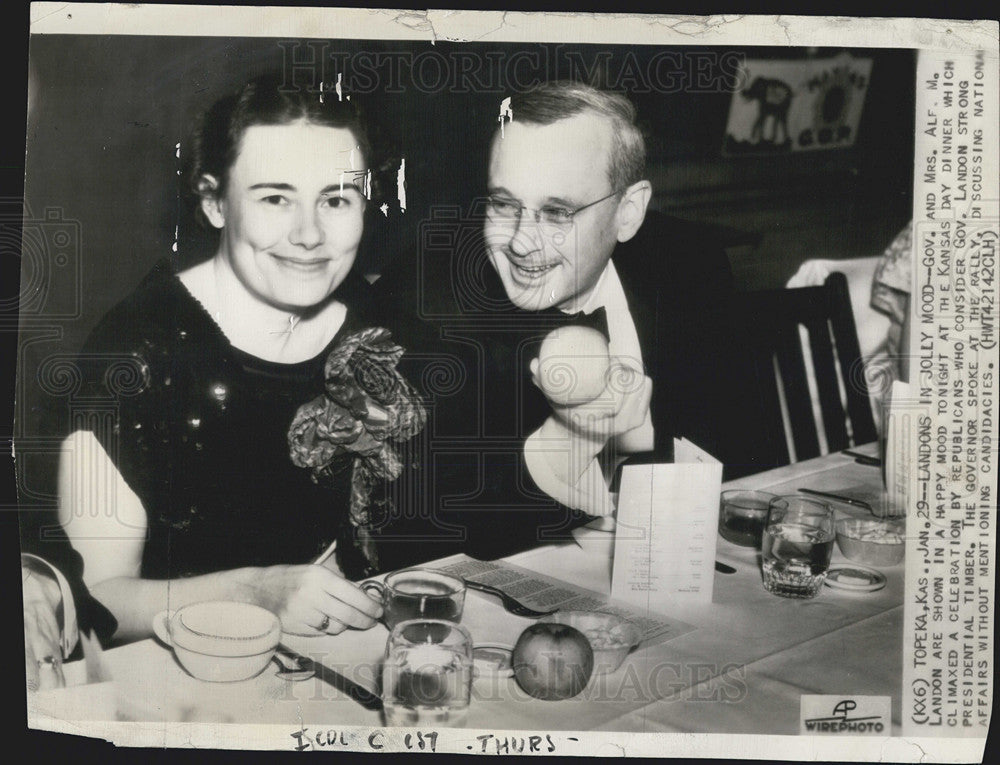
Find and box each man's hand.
[23,566,66,692]
[532,357,653,448]
[525,358,653,512]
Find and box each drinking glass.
[761,495,835,598]
[362,568,466,629]
[719,489,777,547]
[381,619,474,727]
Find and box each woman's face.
[202,121,367,311]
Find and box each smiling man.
[374,80,763,565]
[485,93,649,316]
[482,85,658,507]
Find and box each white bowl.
[153,601,281,682]
[835,518,906,567]
[540,611,642,674]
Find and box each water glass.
[761,495,835,598]
[719,489,777,547]
[362,568,466,629]
[381,619,474,727]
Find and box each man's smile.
[509,258,559,281]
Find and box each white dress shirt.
[524,261,654,515]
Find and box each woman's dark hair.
[184,74,378,222]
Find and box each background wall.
[639,47,915,288]
[16,36,915,511]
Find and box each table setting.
[29,444,906,737]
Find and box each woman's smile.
[268,252,335,272]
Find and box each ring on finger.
[317,615,331,633]
[37,655,62,670]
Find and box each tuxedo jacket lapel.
[612,247,677,458]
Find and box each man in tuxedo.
[374,81,763,567]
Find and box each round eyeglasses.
[485,188,624,230]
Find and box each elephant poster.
[724,54,873,154]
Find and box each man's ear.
[615,180,652,244]
[197,174,225,229]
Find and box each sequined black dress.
[76,260,375,580]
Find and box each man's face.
[485,113,624,312]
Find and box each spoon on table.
[272,650,315,681]
[273,649,383,711]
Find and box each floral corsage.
[288,327,426,573]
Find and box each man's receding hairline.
[490,110,617,172]
[497,107,615,135]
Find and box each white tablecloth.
[32,449,903,735]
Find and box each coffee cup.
[361,568,465,629]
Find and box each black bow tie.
[536,305,610,341]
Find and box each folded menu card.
[611,439,723,608]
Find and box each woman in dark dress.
[59,76,421,642]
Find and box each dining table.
[29,446,908,747]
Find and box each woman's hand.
[248,564,383,636]
[22,566,66,692]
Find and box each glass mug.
[381,619,474,727]
[761,495,835,598]
[361,568,466,629]
[718,489,777,547]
